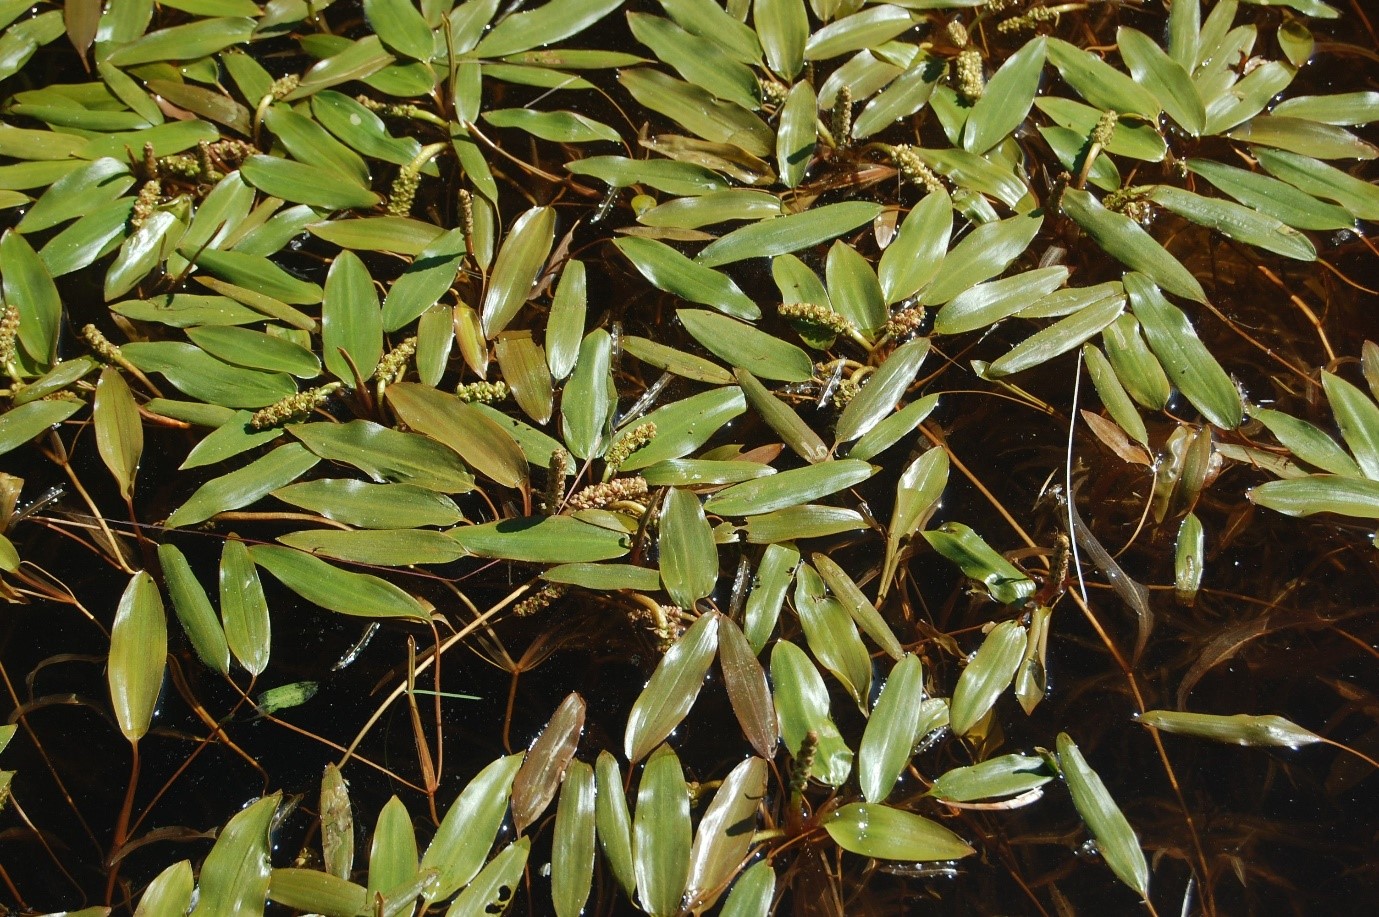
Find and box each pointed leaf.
[248,545,429,620]
[158,543,229,675]
[678,309,813,382]
[108,571,166,743]
[512,692,586,835]
[616,236,759,320]
[189,795,279,917]
[634,744,693,917]
[561,329,616,459]
[1249,474,1379,519]
[949,619,1026,736]
[595,751,636,897]
[322,251,383,382]
[552,760,596,917]
[685,756,767,913]
[421,753,524,902]
[825,803,975,861]
[878,188,951,304]
[1149,185,1316,261]
[696,201,884,267]
[963,37,1046,154]
[625,612,719,762]
[1061,189,1206,303]
[449,516,630,562]
[482,206,556,337]
[1057,733,1149,898]
[93,367,142,501]
[858,655,926,803]
[220,540,269,676]
[1322,371,1379,480]
[717,616,778,759]
[1138,710,1321,748]
[387,383,528,488]
[770,640,852,786]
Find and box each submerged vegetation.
[1,0,1378,913]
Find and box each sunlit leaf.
[189,795,279,917]
[220,540,269,676]
[685,756,766,913]
[616,236,759,320]
[421,753,524,903]
[388,383,528,488]
[449,516,630,562]
[1149,185,1316,261]
[719,861,775,917]
[1138,710,1322,747]
[858,655,926,803]
[561,329,616,460]
[158,543,229,675]
[795,564,872,707]
[770,640,852,786]
[1057,732,1149,898]
[475,0,621,57]
[776,80,816,187]
[735,368,828,463]
[625,612,719,763]
[755,0,807,78]
[1061,189,1206,303]
[824,803,975,861]
[929,753,1053,802]
[595,751,636,897]
[963,37,1045,154]
[552,759,596,917]
[512,692,585,835]
[291,420,474,492]
[1249,474,1379,519]
[678,309,813,382]
[878,188,950,304]
[634,744,692,917]
[322,251,383,382]
[921,213,1043,306]
[108,571,166,743]
[706,459,875,516]
[696,201,884,267]
[240,155,381,210]
[923,523,1034,606]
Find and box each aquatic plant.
[0,0,1377,914]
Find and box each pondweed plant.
[0,0,1377,913]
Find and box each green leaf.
[880,446,948,597]
[185,326,321,379]
[706,459,875,516]
[935,267,1069,336]
[2,230,63,367]
[1273,91,1379,126]
[1228,115,1378,160]
[811,553,903,659]
[619,68,773,157]
[381,227,466,331]
[475,0,621,57]
[421,753,523,902]
[92,368,142,501]
[615,236,759,320]
[1061,189,1205,303]
[387,383,528,488]
[1255,147,1379,221]
[167,443,319,528]
[776,80,816,188]
[309,217,445,256]
[364,0,434,60]
[1322,371,1379,480]
[1118,27,1205,135]
[276,528,466,566]
[963,37,1046,154]
[929,754,1053,802]
[755,0,807,78]
[483,107,620,143]
[1252,408,1362,477]
[744,543,798,654]
[1138,710,1321,748]
[770,640,852,786]
[627,337,733,386]
[135,861,194,917]
[1174,512,1204,604]
[189,795,279,917]
[321,251,383,382]
[240,155,382,210]
[921,213,1043,306]
[858,655,927,802]
[825,803,975,861]
[449,516,630,563]
[806,6,916,60]
[1183,158,1353,231]
[617,387,747,471]
[741,505,866,543]
[0,399,81,457]
[481,206,556,337]
[825,241,886,333]
[158,544,229,674]
[684,756,767,913]
[678,309,813,382]
[926,522,1033,605]
[1149,185,1316,261]
[262,105,370,188]
[595,751,636,897]
[104,211,183,302]
[1101,313,1170,411]
[625,612,719,762]
[443,837,529,917]
[659,489,720,611]
[495,332,553,424]
[1125,273,1242,429]
[854,54,942,140]
[220,540,270,676]
[1057,733,1149,898]
[735,368,828,463]
[190,249,325,305]
[627,12,759,110]
[543,563,661,592]
[985,290,1125,378]
[566,155,729,196]
[794,565,872,707]
[268,870,367,917]
[39,198,134,278]
[634,744,693,917]
[107,16,255,66]
[547,260,586,381]
[552,760,596,917]
[1046,37,1160,118]
[561,329,616,460]
[696,201,884,266]
[948,619,1026,735]
[1035,97,1167,162]
[250,545,429,620]
[291,419,474,492]
[108,571,166,743]
[878,188,950,304]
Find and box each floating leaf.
[756,0,807,79]
[240,155,381,210]
[566,155,729,196]
[627,337,733,386]
[552,760,596,917]
[1322,371,1379,480]
[1252,408,1362,477]
[291,420,474,492]
[923,523,1034,606]
[1254,147,1379,221]
[744,543,798,653]
[706,459,875,517]
[1125,273,1242,429]
[678,309,813,382]
[880,446,948,597]
[696,201,884,267]
[659,488,719,611]
[135,861,194,917]
[963,37,1046,154]
[735,368,828,463]
[617,387,747,470]
[627,12,759,110]
[382,228,466,331]
[719,861,775,917]
[620,69,772,157]
[1249,474,1379,519]
[1046,37,1160,118]
[921,213,1043,306]
[276,529,465,566]
[250,545,429,620]
[158,544,229,675]
[985,290,1125,378]
[770,640,852,786]
[1118,27,1205,134]
[108,571,166,743]
[387,383,528,488]
[561,329,616,460]
[1149,185,1316,261]
[825,803,975,861]
[167,444,319,529]
[475,0,621,57]
[322,251,383,382]
[717,615,778,759]
[616,236,759,320]
[421,753,523,903]
[858,655,927,803]
[777,80,816,188]
[1057,732,1149,898]
[449,516,630,563]
[1138,710,1322,748]
[685,756,767,913]
[543,563,660,592]
[626,612,719,763]
[189,795,278,917]
[1061,189,1205,303]
[220,540,270,676]
[878,188,951,304]
[595,751,636,897]
[512,692,585,835]
[929,754,1053,803]
[92,368,142,501]
[811,553,903,660]
[481,206,556,337]
[948,619,1026,736]
[634,744,693,917]
[795,565,872,707]
[742,505,867,543]
[1228,115,1377,160]
[268,870,367,917]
